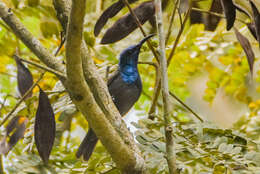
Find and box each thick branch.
[0,0,145,172]
[155,0,177,173]
[0,2,64,75]
[65,1,145,173]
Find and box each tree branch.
[155,0,177,173]
[65,1,145,173]
[17,56,66,78]
[0,2,65,75]
[167,7,190,65]
[0,0,146,172]
[169,91,203,122]
[165,0,179,45]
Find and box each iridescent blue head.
[119,34,155,84]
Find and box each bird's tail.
[76,128,98,161]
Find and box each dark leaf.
[205,0,222,31]
[101,1,155,44]
[35,88,56,163]
[247,22,258,40]
[220,0,236,30]
[234,27,255,76]
[190,1,203,25]
[0,116,28,155]
[8,118,27,150]
[14,55,33,98]
[250,1,260,47]
[6,116,20,135]
[94,0,138,37]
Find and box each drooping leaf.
[247,22,257,40]
[204,0,222,31]
[94,0,138,37]
[234,27,255,76]
[220,0,236,30]
[14,55,33,98]
[101,1,155,44]
[250,1,260,47]
[34,88,56,163]
[0,116,28,155]
[190,1,203,25]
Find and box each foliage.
[0,0,259,173]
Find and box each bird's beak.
[137,34,156,48]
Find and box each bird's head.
[119,34,155,68]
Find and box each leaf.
[220,0,236,30]
[40,21,59,38]
[250,1,260,47]
[34,88,56,163]
[204,0,222,31]
[101,1,155,44]
[0,116,28,155]
[234,27,255,76]
[94,0,138,36]
[247,22,257,40]
[14,55,33,98]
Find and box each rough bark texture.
[53,0,145,173]
[0,1,146,173]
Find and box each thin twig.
[0,3,64,73]
[106,66,110,82]
[0,95,9,117]
[17,56,66,79]
[138,60,161,119]
[122,0,159,62]
[191,7,247,24]
[148,7,190,118]
[155,0,177,173]
[165,0,179,45]
[0,72,45,127]
[138,61,158,68]
[148,67,161,119]
[44,90,66,95]
[167,7,190,65]
[0,71,15,77]
[169,91,203,122]
[54,31,66,56]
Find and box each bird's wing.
[107,69,120,86]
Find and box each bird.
[76,34,155,161]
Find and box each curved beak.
[137,34,156,47]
